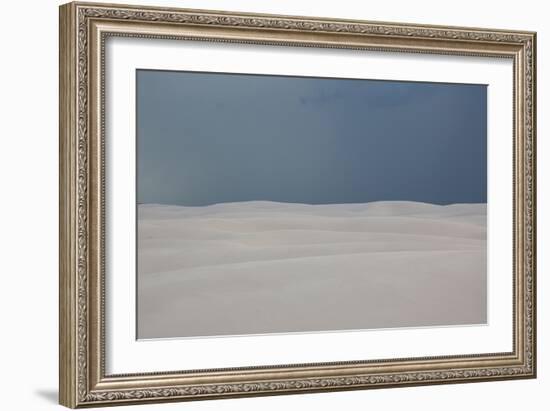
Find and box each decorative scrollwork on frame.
[84,366,530,403]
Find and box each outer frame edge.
[59,2,536,407]
[59,2,79,409]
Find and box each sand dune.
[137,201,487,339]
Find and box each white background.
[0,0,546,410]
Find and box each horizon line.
[137,199,488,208]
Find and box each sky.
[136,69,487,206]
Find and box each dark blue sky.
[136,70,487,206]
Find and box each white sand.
[137,201,487,339]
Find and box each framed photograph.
[59,1,537,408]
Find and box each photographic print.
[136,70,488,339]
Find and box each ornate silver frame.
[59,1,536,408]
